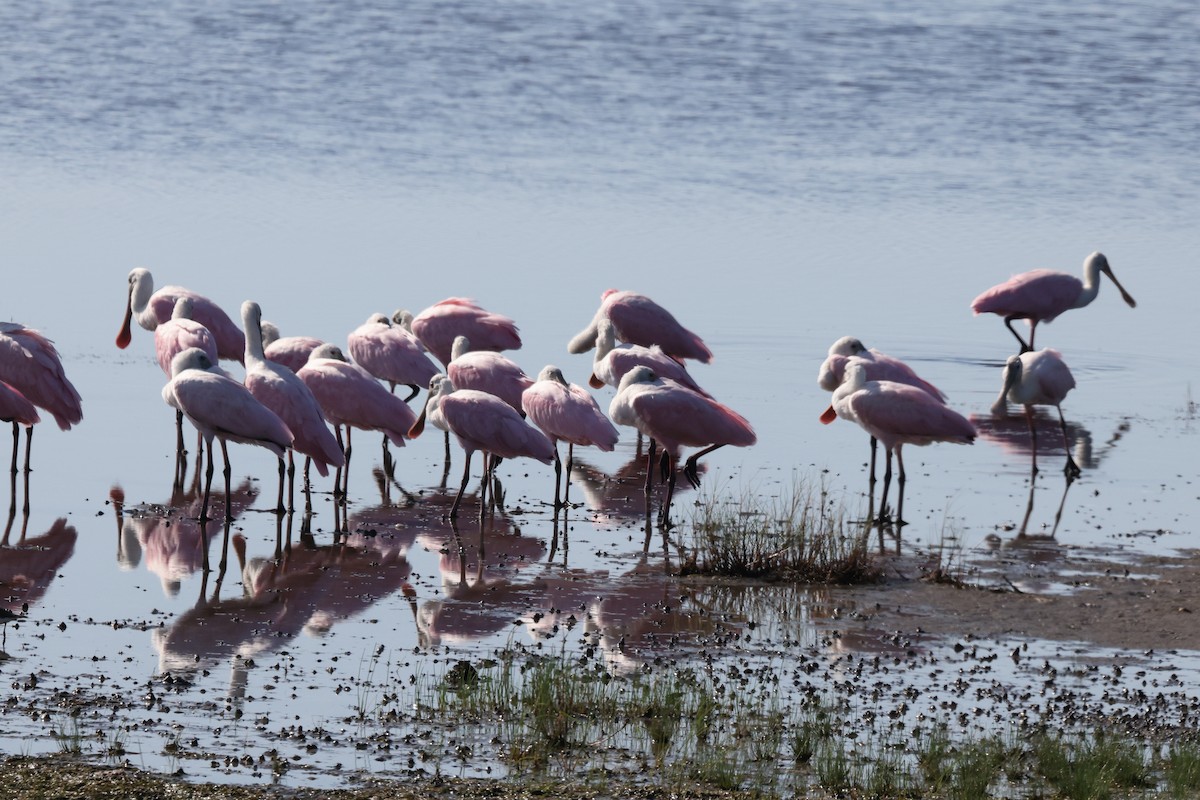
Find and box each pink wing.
[245,366,344,477]
[522,382,618,450]
[603,291,713,363]
[265,336,324,373]
[412,298,522,366]
[448,353,533,412]
[155,319,218,377]
[847,384,975,449]
[148,287,245,363]
[0,381,39,426]
[298,362,415,445]
[971,269,1082,322]
[0,326,83,430]
[442,390,554,462]
[348,325,439,388]
[630,382,755,454]
[173,372,293,456]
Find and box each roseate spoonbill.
[259,320,324,373]
[348,312,439,479]
[0,383,38,514]
[522,366,619,509]
[242,301,345,512]
[990,348,1079,478]
[568,290,712,363]
[817,336,946,489]
[0,322,83,487]
[821,362,975,526]
[609,366,755,528]
[409,376,553,519]
[166,348,293,562]
[410,298,522,367]
[348,313,439,402]
[589,317,710,396]
[154,298,219,461]
[296,344,416,500]
[447,335,533,414]
[971,252,1136,353]
[116,268,245,362]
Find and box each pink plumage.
[118,268,245,363]
[817,337,944,400]
[264,336,324,373]
[242,302,344,478]
[442,390,555,464]
[154,298,219,378]
[0,322,83,431]
[522,367,619,451]
[169,361,294,460]
[297,345,416,447]
[447,336,534,414]
[347,313,439,398]
[411,298,522,367]
[589,317,710,396]
[0,382,39,427]
[569,289,712,363]
[970,252,1136,352]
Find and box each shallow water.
[0,0,1198,788]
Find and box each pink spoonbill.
[165,348,293,567]
[971,251,1136,353]
[821,362,975,526]
[242,301,345,512]
[155,297,219,462]
[609,366,755,528]
[817,336,945,488]
[0,322,83,487]
[990,348,1079,478]
[409,376,554,520]
[410,298,522,367]
[568,289,712,364]
[588,317,710,396]
[447,335,534,414]
[521,365,619,509]
[116,268,245,362]
[259,320,324,373]
[296,344,416,500]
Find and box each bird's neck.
[1072,261,1102,309]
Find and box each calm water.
[0,0,1197,788]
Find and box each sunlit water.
[0,0,1197,788]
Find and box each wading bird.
[821,362,975,526]
[409,377,553,519]
[971,251,1136,353]
[568,289,712,364]
[521,366,619,509]
[410,298,522,367]
[116,268,244,362]
[990,348,1079,478]
[609,366,755,528]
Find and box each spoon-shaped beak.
[1102,265,1137,308]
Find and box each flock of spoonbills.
[0,251,1133,545]
[820,251,1136,525]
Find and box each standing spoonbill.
[116,268,245,362]
[609,366,755,528]
[409,376,554,520]
[589,317,710,396]
[447,335,534,414]
[242,301,345,513]
[990,348,1079,478]
[817,336,945,489]
[296,344,416,501]
[821,362,975,527]
[154,297,219,464]
[522,366,619,509]
[0,383,38,515]
[971,252,1136,353]
[165,348,293,569]
[568,290,712,364]
[0,322,83,488]
[410,298,522,367]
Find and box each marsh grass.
[682,481,879,583]
[1166,741,1200,798]
[1033,731,1151,799]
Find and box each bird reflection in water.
[414,514,545,648]
[154,524,416,710]
[110,477,258,594]
[0,516,77,652]
[568,455,705,553]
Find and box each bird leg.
[1024,406,1040,477]
[564,443,575,508]
[684,443,725,489]
[275,456,286,515]
[402,384,420,404]
[20,426,32,515]
[450,451,472,519]
[286,452,296,515]
[877,449,893,526]
[643,438,657,495]
[868,436,878,492]
[8,421,17,477]
[200,438,216,524]
[342,427,353,500]
[382,433,394,481]
[220,438,234,522]
[551,445,563,510]
[658,454,678,530]
[1057,406,1081,479]
[894,446,907,529]
[1003,314,1034,354]
[333,426,346,499]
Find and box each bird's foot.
[683,458,702,489]
[1064,459,1082,481]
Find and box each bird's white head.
[616,365,657,394]
[991,355,1024,415]
[171,296,196,320]
[366,312,392,327]
[170,347,217,377]
[828,336,867,358]
[450,335,472,361]
[309,343,348,363]
[537,365,568,385]
[392,309,414,331]
[1086,251,1137,308]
